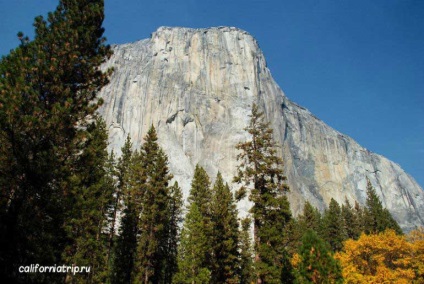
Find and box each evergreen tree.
[284,219,304,256]
[104,150,117,257]
[321,198,347,252]
[363,178,402,235]
[174,165,214,283]
[0,0,111,282]
[112,128,181,284]
[288,201,322,256]
[110,138,138,284]
[298,201,322,234]
[280,250,295,284]
[110,203,138,284]
[174,203,211,284]
[341,198,361,240]
[233,103,292,283]
[108,136,132,257]
[239,217,254,284]
[133,125,173,283]
[210,172,240,283]
[353,201,365,235]
[162,181,184,284]
[294,230,343,284]
[188,165,214,267]
[381,208,403,234]
[189,165,213,219]
[62,117,115,284]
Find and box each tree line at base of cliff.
[1,0,424,283]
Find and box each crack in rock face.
[98,26,424,232]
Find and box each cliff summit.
[98,26,424,231]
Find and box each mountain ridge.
[98,26,424,231]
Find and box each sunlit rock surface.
[98,26,424,231]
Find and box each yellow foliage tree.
[408,227,424,282]
[335,229,424,283]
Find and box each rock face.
[98,26,424,231]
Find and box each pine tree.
[174,203,211,284]
[233,103,292,283]
[381,208,403,234]
[104,150,117,257]
[341,198,361,240]
[363,178,402,235]
[288,201,322,256]
[133,125,173,283]
[189,164,213,220]
[321,198,347,252]
[62,117,115,284]
[0,0,111,282]
[110,138,138,284]
[174,165,214,283]
[284,219,304,256]
[162,181,184,284]
[188,165,214,266]
[280,250,295,284]
[298,201,322,233]
[110,203,138,284]
[112,128,179,284]
[353,201,365,235]
[239,217,254,284]
[108,136,132,257]
[294,230,343,284]
[210,172,240,284]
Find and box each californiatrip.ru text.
[19,264,91,275]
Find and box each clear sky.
[1,0,423,188]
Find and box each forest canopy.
[0,1,422,283]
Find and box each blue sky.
[1,0,423,188]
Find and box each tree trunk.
[254,218,262,284]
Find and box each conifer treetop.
[233,103,289,202]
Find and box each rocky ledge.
[98,26,424,231]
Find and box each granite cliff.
[98,26,424,231]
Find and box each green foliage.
[0,1,408,281]
[353,201,365,235]
[294,230,343,284]
[239,217,254,284]
[0,0,111,282]
[210,172,240,283]
[281,250,296,284]
[110,138,137,284]
[363,178,402,235]
[284,219,304,256]
[189,165,213,219]
[341,198,361,240]
[62,117,114,284]
[300,201,323,241]
[287,201,322,256]
[111,129,181,283]
[234,103,292,283]
[256,193,293,283]
[321,198,347,252]
[162,181,184,284]
[174,203,211,284]
[110,202,139,284]
[133,126,174,283]
[174,165,214,282]
[115,135,133,209]
[298,201,322,233]
[105,150,118,246]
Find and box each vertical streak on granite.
[98,27,424,231]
